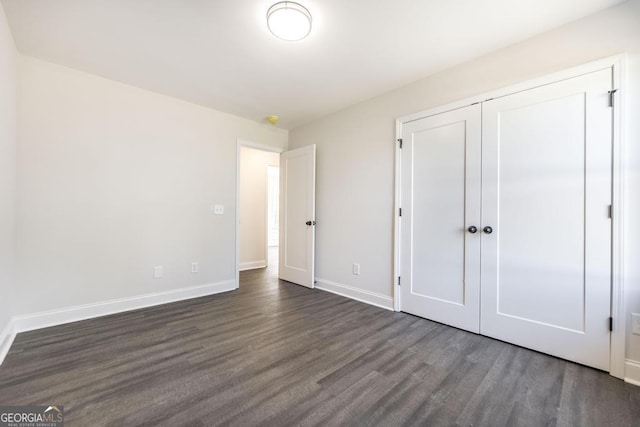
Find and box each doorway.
[238,144,281,280]
[236,141,317,289]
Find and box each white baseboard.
[625,359,640,387]
[239,260,267,271]
[11,279,237,335]
[0,279,237,366]
[315,277,394,311]
[0,319,16,367]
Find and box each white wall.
[15,56,287,316]
[239,146,279,270]
[0,3,17,338]
[289,0,640,366]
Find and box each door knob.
[305,221,316,226]
[483,226,493,234]
[467,226,478,234]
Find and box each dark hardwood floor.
[0,248,638,426]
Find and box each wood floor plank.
[1,249,638,426]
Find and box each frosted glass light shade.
[267,2,312,41]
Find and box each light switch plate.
[213,204,224,215]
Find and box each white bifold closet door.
[400,68,613,370]
[400,104,482,333]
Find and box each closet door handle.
[483,226,493,234]
[467,226,478,234]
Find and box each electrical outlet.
[212,204,224,215]
[153,266,163,279]
[352,263,360,275]
[632,313,640,335]
[191,262,199,273]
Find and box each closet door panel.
[481,68,612,370]
[400,104,481,333]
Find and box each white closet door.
[481,69,612,370]
[400,104,482,333]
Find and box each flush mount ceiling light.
[267,1,312,41]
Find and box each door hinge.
[608,204,613,219]
[609,317,613,331]
[398,276,401,286]
[397,138,403,149]
[399,208,402,217]
[608,89,618,107]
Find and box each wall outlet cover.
[352,263,360,275]
[632,313,640,335]
[153,266,163,279]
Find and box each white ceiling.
[1,0,627,129]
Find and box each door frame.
[393,54,627,379]
[235,139,284,287]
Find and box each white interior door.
[400,104,482,332]
[279,145,316,288]
[481,69,612,370]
